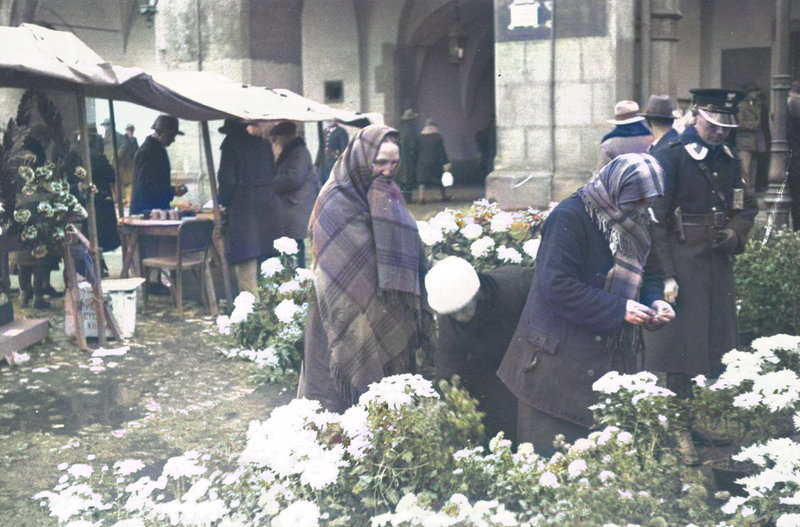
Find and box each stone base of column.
[485,170,552,210]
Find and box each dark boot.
[33,295,51,309]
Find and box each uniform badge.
[684,142,708,160]
[722,144,735,158]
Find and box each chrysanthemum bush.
[415,199,550,271]
[215,237,312,380]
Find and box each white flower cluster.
[229,291,256,324]
[592,371,675,403]
[371,493,519,527]
[217,347,280,369]
[358,373,439,410]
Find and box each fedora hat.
[401,108,419,121]
[151,114,184,135]
[607,100,644,125]
[218,118,245,134]
[641,95,677,120]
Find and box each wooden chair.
[141,218,215,318]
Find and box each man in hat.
[736,84,767,196]
[425,256,534,442]
[130,115,188,215]
[598,100,654,168]
[319,121,349,186]
[100,118,124,169]
[642,95,679,154]
[644,89,758,422]
[117,123,139,204]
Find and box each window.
[324,81,344,104]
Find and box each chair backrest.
[177,218,214,256]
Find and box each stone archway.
[397,0,495,184]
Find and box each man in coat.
[598,100,654,168]
[736,85,766,196]
[425,256,534,442]
[217,118,280,293]
[642,95,679,155]
[130,115,187,215]
[319,121,349,186]
[644,89,758,397]
[117,124,139,204]
[398,109,419,198]
[269,120,318,268]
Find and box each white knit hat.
[425,256,481,315]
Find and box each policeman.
[644,89,757,397]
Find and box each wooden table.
[117,217,219,316]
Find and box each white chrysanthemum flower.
[522,238,541,259]
[496,245,523,264]
[114,459,145,476]
[751,334,800,355]
[567,459,587,478]
[110,518,146,527]
[271,500,319,527]
[278,280,301,294]
[67,464,94,479]
[261,257,284,278]
[538,471,560,488]
[460,223,483,240]
[598,470,616,482]
[470,236,495,258]
[295,268,314,282]
[489,211,515,233]
[274,237,299,255]
[417,220,444,246]
[429,211,459,233]
[162,452,207,479]
[274,299,301,324]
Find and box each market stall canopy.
[152,71,370,125]
[0,24,234,121]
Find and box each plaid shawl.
[308,124,426,401]
[578,153,664,300]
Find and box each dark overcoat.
[497,196,664,427]
[89,149,120,252]
[217,130,280,264]
[437,265,534,441]
[274,137,318,240]
[398,120,418,187]
[415,133,449,186]
[320,125,349,185]
[130,136,173,215]
[644,126,757,376]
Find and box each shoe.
[146,282,171,296]
[42,285,64,298]
[33,296,51,309]
[19,290,31,308]
[676,430,701,466]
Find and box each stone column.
[764,0,792,227]
[648,0,681,96]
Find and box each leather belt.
[681,212,727,227]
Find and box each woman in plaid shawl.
[497,153,675,457]
[298,124,431,412]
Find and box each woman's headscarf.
[308,124,426,399]
[577,153,664,299]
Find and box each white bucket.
[65,278,145,340]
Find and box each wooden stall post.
[200,121,232,310]
[75,94,108,346]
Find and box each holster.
[672,207,686,242]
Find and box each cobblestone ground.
[0,198,470,526]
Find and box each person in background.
[117,123,139,205]
[642,95,679,154]
[100,118,124,169]
[736,84,766,196]
[414,119,451,204]
[426,256,534,442]
[398,108,419,200]
[788,81,800,230]
[319,121,349,186]
[130,115,188,215]
[299,125,432,412]
[216,118,280,293]
[498,154,673,458]
[269,120,318,269]
[87,132,120,275]
[598,100,653,168]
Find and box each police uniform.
[644,89,757,381]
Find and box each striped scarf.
[578,153,664,300]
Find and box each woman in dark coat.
[89,134,120,254]
[217,119,280,293]
[269,121,319,269]
[414,119,450,203]
[497,153,673,457]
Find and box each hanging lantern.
[447,2,467,65]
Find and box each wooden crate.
[0,318,49,364]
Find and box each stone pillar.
[764,0,792,227]
[487,0,637,210]
[648,0,681,96]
